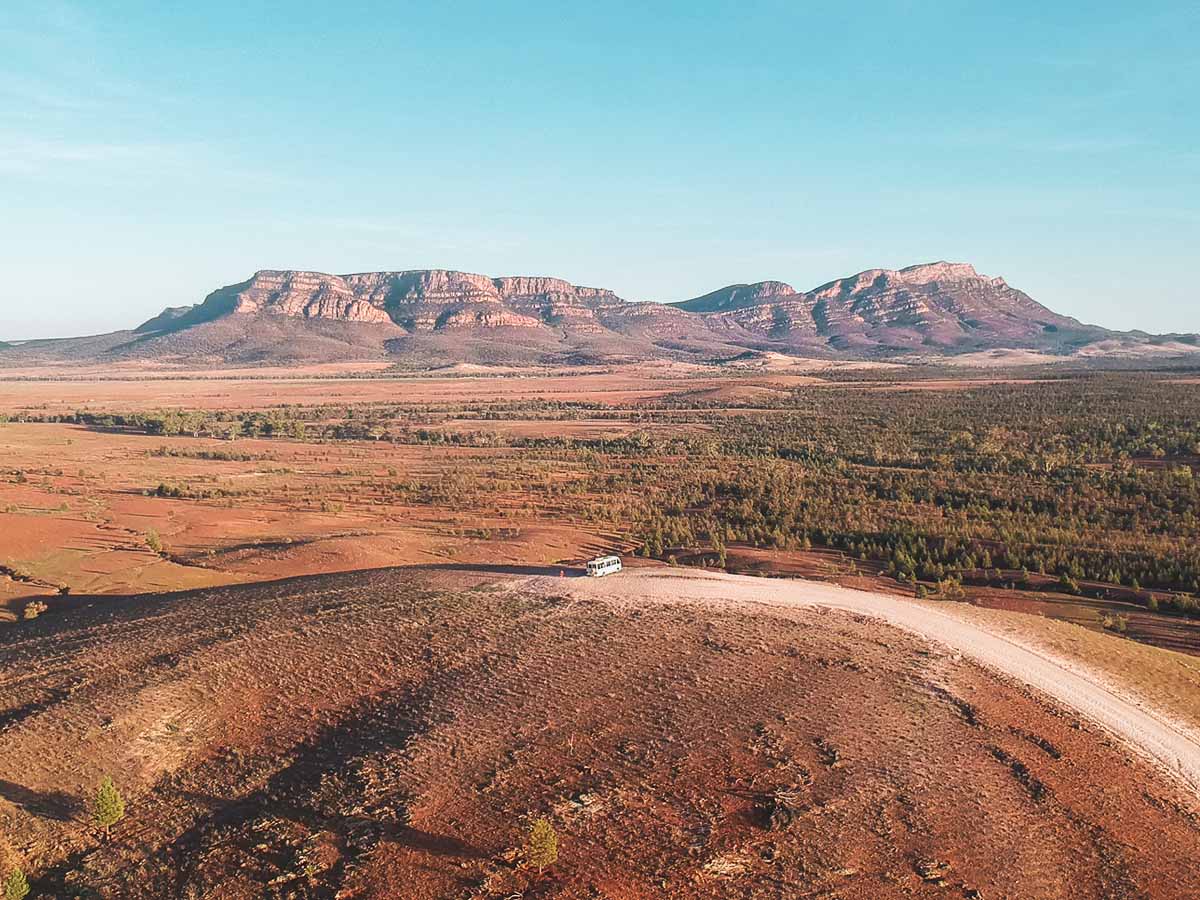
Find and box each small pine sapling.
[525,817,558,874]
[93,776,126,838]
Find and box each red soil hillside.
[2,567,1199,898]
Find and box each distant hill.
[2,262,1195,368]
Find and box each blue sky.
[2,1,1197,339]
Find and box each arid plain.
[4,362,1200,898]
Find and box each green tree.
[145,529,163,555]
[525,817,558,874]
[3,868,29,900]
[711,524,728,568]
[93,776,126,838]
[1059,572,1081,596]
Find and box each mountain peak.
[672,281,798,313]
[895,261,981,281]
[809,261,994,297]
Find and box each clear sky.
[2,1,1197,340]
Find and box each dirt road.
[526,567,1200,793]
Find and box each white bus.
[586,555,622,577]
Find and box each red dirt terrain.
[2,567,1199,898]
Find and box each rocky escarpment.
[678,262,1094,351]
[12,260,1191,369]
[146,269,640,335]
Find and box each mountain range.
[3,262,1195,368]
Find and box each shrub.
[2,869,29,900]
[1100,612,1129,635]
[93,776,126,838]
[934,576,964,600]
[23,601,48,620]
[524,817,558,874]
[145,530,164,555]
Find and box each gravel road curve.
[523,567,1200,793]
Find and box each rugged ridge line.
[3,261,1194,368]
[144,269,626,331]
[679,261,1086,351]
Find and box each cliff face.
[155,270,635,334]
[226,271,393,324]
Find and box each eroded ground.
[3,568,1200,899]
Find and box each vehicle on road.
[586,555,622,577]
